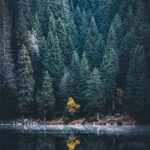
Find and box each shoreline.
[0,115,149,127]
[0,124,150,136]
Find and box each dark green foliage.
[36,71,55,118]
[101,48,119,113]
[0,85,17,120]
[133,0,150,52]
[84,17,100,69]
[80,53,90,112]
[40,4,56,38]
[106,24,118,52]
[40,34,64,111]
[79,9,89,52]
[14,7,28,52]
[1,0,150,122]
[67,51,81,103]
[125,45,150,123]
[85,68,105,116]
[118,27,137,88]
[17,45,34,116]
[112,13,124,47]
[13,0,32,55]
[56,18,72,65]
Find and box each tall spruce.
[79,9,89,52]
[84,16,99,69]
[61,0,78,48]
[13,0,31,52]
[85,68,105,116]
[80,52,90,112]
[67,51,81,104]
[17,45,34,116]
[106,24,118,52]
[101,48,119,113]
[112,13,123,47]
[40,3,56,38]
[56,17,71,66]
[36,70,55,118]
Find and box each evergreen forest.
[0,0,150,123]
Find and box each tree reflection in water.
[67,135,80,150]
[0,131,150,150]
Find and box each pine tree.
[85,68,105,116]
[32,13,43,39]
[95,0,118,39]
[67,51,81,104]
[15,12,28,50]
[0,0,16,89]
[101,48,119,113]
[18,0,32,28]
[40,3,56,38]
[44,35,64,110]
[106,24,118,52]
[125,45,150,122]
[118,27,137,88]
[79,9,89,51]
[112,13,124,46]
[48,36,64,81]
[56,17,71,65]
[13,0,30,55]
[61,0,78,49]
[84,16,99,69]
[36,70,55,118]
[80,52,90,112]
[40,34,64,86]
[17,45,34,116]
[27,29,41,100]
[74,6,82,52]
[39,36,50,70]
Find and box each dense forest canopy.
[0,0,150,123]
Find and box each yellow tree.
[67,97,80,115]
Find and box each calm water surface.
[0,129,150,150]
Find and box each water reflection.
[0,131,150,150]
[67,135,80,150]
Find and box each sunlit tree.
[67,97,80,115]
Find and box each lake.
[0,126,150,150]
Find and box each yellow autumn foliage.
[67,136,80,150]
[67,97,80,113]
